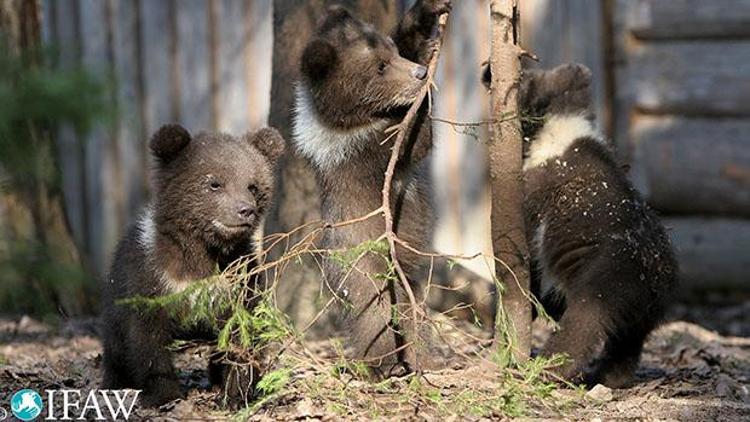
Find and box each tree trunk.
[0,0,91,316]
[487,0,531,363]
[266,0,399,333]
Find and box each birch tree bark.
[487,0,531,362]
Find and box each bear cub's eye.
[247,184,259,195]
[209,180,222,191]
[377,61,388,75]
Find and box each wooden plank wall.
[521,0,609,134]
[42,0,273,276]
[511,0,750,289]
[615,0,750,288]
[41,0,749,291]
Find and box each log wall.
[40,0,750,290]
[616,0,750,288]
[42,0,272,275]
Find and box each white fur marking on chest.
[137,206,188,294]
[292,85,389,170]
[137,206,156,253]
[524,115,603,171]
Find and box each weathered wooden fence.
[437,0,750,289]
[42,0,492,279]
[40,0,750,290]
[42,0,272,275]
[521,0,610,133]
[615,0,750,288]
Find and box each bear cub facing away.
[101,124,284,406]
[294,1,450,375]
[485,63,677,387]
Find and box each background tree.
[0,0,106,316]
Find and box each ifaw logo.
[2,388,141,421]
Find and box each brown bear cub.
[294,1,449,376]
[486,64,677,387]
[101,124,284,406]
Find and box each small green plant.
[329,238,397,287]
[119,262,296,416]
[119,268,292,354]
[234,233,581,419]
[118,277,224,329]
[256,367,292,396]
[250,336,582,419]
[491,267,558,368]
[117,229,581,419]
[329,239,390,268]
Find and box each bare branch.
[380,12,450,366]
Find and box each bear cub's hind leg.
[128,311,182,406]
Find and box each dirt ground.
[1,295,749,421]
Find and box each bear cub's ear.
[150,124,191,164]
[301,38,338,82]
[246,127,286,165]
[317,5,356,37]
[324,5,353,22]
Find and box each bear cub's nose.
[411,65,427,80]
[237,203,256,220]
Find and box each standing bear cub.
[101,124,284,406]
[485,63,677,387]
[294,1,449,376]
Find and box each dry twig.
[379,12,450,364]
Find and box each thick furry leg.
[336,247,432,377]
[529,260,565,322]
[347,277,411,377]
[541,298,609,383]
[348,285,441,377]
[593,329,647,388]
[540,289,567,322]
[101,312,133,389]
[127,311,181,407]
[102,348,131,389]
[208,352,225,387]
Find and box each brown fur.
[518,64,677,387]
[294,1,449,375]
[300,4,432,130]
[482,62,594,146]
[100,124,284,406]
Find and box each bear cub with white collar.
[486,63,677,387]
[522,64,676,387]
[100,124,284,406]
[293,1,450,376]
